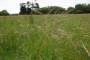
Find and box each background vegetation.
[0,3,90,16]
[0,10,9,16]
[19,3,90,15]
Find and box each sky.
[0,0,90,14]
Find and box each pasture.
[0,14,90,60]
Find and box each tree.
[67,7,75,13]
[66,4,90,14]
[48,6,65,14]
[39,7,49,14]
[39,6,65,14]
[19,1,40,15]
[35,3,40,8]
[87,4,90,13]
[20,3,27,14]
[0,10,9,16]
[75,4,87,13]
[26,1,31,14]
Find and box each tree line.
[39,4,90,14]
[67,4,90,14]
[0,3,90,16]
[19,3,90,15]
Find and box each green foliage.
[39,3,90,14]
[19,3,90,14]
[67,7,75,13]
[75,4,87,13]
[39,6,65,14]
[67,4,90,14]
[39,7,49,14]
[87,4,90,13]
[0,10,9,16]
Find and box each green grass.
[0,14,90,60]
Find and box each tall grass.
[0,14,90,60]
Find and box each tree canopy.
[19,2,90,15]
[67,4,90,14]
[0,10,9,16]
[39,6,65,14]
[19,1,40,15]
[1,3,90,15]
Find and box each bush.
[0,10,9,16]
[67,4,90,14]
[67,7,75,13]
[75,4,90,13]
[39,6,66,14]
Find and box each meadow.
[0,14,90,60]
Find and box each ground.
[0,14,90,60]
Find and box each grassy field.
[0,14,90,60]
